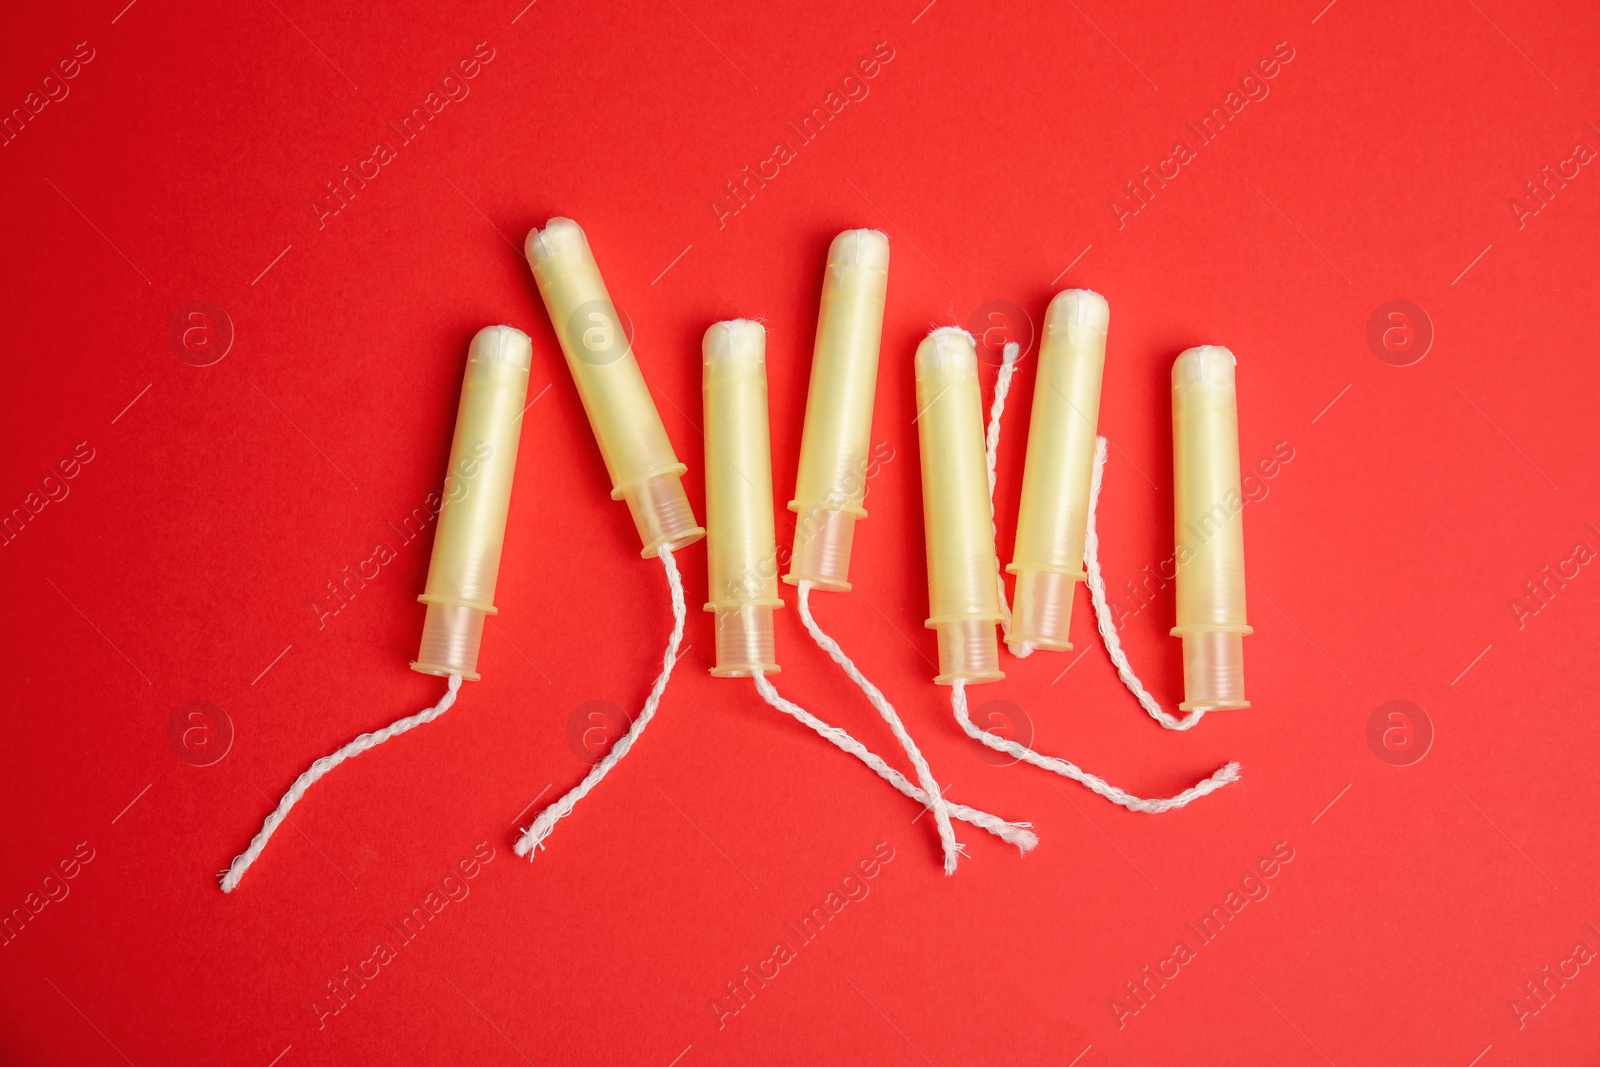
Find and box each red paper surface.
[3,0,1599,1063]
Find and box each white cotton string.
[985,341,1020,638]
[796,581,963,874]
[750,670,1037,852]
[219,673,464,893]
[514,545,686,859]
[1083,435,1205,731]
[950,679,1239,813]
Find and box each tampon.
[525,217,704,557]
[1006,290,1108,653]
[915,328,1004,685]
[224,325,527,891]
[1171,346,1251,711]
[702,320,781,676]
[785,229,890,591]
[413,325,534,681]
[717,318,1007,869]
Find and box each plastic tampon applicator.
[786,229,890,589]
[221,326,533,892]
[414,325,536,679]
[779,237,1017,870]
[515,218,703,859]
[1006,291,1108,656]
[1171,346,1251,712]
[703,320,783,677]
[701,319,1033,866]
[525,217,704,558]
[916,328,1006,686]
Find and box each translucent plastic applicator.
[916,328,1006,686]
[786,229,890,590]
[1006,291,1108,656]
[782,235,1025,869]
[1171,345,1251,712]
[515,218,703,859]
[702,319,1033,862]
[525,217,704,559]
[948,323,1240,812]
[413,326,537,680]
[703,319,783,678]
[221,325,533,892]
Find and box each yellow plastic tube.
[702,320,782,677]
[785,229,891,591]
[413,325,533,681]
[1171,345,1252,711]
[525,217,704,558]
[1006,290,1109,653]
[915,328,1004,685]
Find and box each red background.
[3,0,1598,1063]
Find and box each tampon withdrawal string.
[792,579,967,871]
[515,545,686,857]
[221,676,463,892]
[222,324,535,892]
[704,315,968,873]
[750,669,1036,851]
[779,232,975,872]
[513,219,705,858]
[1082,437,1205,730]
[985,340,1021,640]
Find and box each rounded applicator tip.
[828,228,891,270]
[1173,345,1237,386]
[1047,289,1110,331]
[702,319,767,364]
[524,216,588,265]
[915,326,978,373]
[468,324,534,370]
